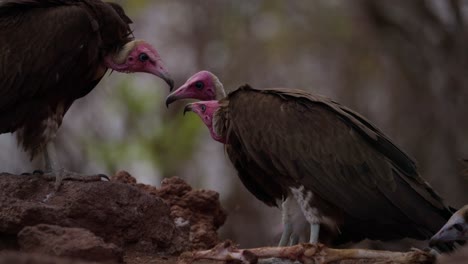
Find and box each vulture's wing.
[226,143,285,207]
[226,85,452,239]
[0,1,99,109]
[0,1,129,116]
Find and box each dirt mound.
[112,171,227,250]
[0,172,226,263]
[18,224,123,263]
[0,251,95,264]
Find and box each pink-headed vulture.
[168,71,455,249]
[0,0,174,189]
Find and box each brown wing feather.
[0,3,97,116]
[226,141,286,207]
[223,84,452,242]
[215,100,286,206]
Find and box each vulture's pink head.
[183,101,225,143]
[165,71,226,107]
[104,39,174,90]
[429,205,468,246]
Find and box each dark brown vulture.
[0,0,173,189]
[167,71,455,248]
[430,205,468,246]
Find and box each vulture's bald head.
[430,205,468,246]
[165,70,225,107]
[104,40,174,90]
[183,100,225,143]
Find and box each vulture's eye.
[200,104,206,112]
[195,81,204,90]
[453,223,463,231]
[139,53,149,62]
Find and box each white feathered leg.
[279,197,294,246]
[291,186,322,244]
[279,195,309,246]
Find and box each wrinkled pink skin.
[104,42,173,89]
[166,71,217,105]
[184,101,226,144]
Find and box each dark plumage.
[0,0,173,184]
[220,86,453,244]
[172,71,455,247]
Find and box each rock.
[18,224,122,263]
[159,177,226,250]
[112,172,227,250]
[157,177,227,250]
[0,171,227,263]
[0,173,189,255]
[111,170,137,184]
[0,251,94,264]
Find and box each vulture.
[430,205,468,246]
[0,0,173,189]
[167,71,455,248]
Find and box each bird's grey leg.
[289,234,299,246]
[309,223,320,243]
[44,140,58,172]
[43,141,64,190]
[41,141,108,191]
[278,224,292,247]
[278,197,294,247]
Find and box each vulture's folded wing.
[226,85,451,238]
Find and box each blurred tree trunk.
[357,0,468,206]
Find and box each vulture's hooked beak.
[148,59,174,91]
[165,93,179,108]
[165,83,188,108]
[183,104,193,116]
[155,71,174,91]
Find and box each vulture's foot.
[278,227,302,247]
[20,170,45,176]
[278,223,293,246]
[40,141,108,190]
[40,169,109,191]
[279,196,309,247]
[289,235,299,246]
[427,248,440,256]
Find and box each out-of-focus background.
[1,0,467,248]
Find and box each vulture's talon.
[289,235,299,246]
[99,174,110,181]
[33,170,44,175]
[21,172,31,176]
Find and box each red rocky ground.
[0,171,226,264]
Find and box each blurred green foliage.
[87,80,203,177]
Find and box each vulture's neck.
[213,77,226,100]
[211,111,227,144]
